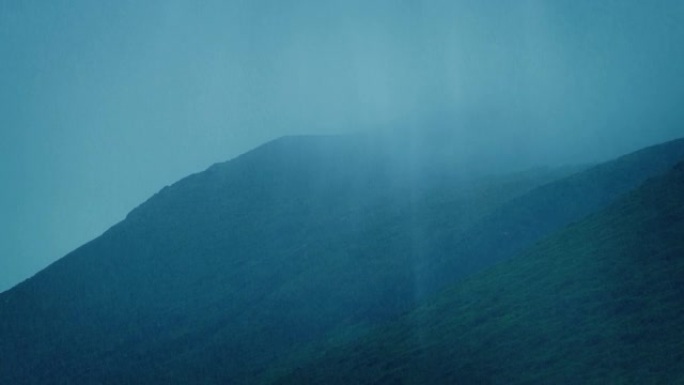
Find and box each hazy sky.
[2,0,684,292]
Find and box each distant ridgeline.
[2,136,684,384]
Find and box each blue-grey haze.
[1,0,684,292]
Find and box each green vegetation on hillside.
[270,162,684,384]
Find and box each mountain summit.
[2,136,684,384]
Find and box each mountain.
[270,161,684,384]
[2,135,684,384]
[0,134,568,384]
[428,137,684,284]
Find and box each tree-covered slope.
[271,162,684,384]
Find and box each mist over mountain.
[3,1,684,383]
[1,133,566,384]
[2,135,684,384]
[271,160,684,384]
[3,0,684,292]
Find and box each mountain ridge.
[1,133,569,384]
[2,135,684,384]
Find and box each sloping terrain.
[426,138,684,287]
[271,162,684,384]
[0,134,566,384]
[1,136,684,384]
